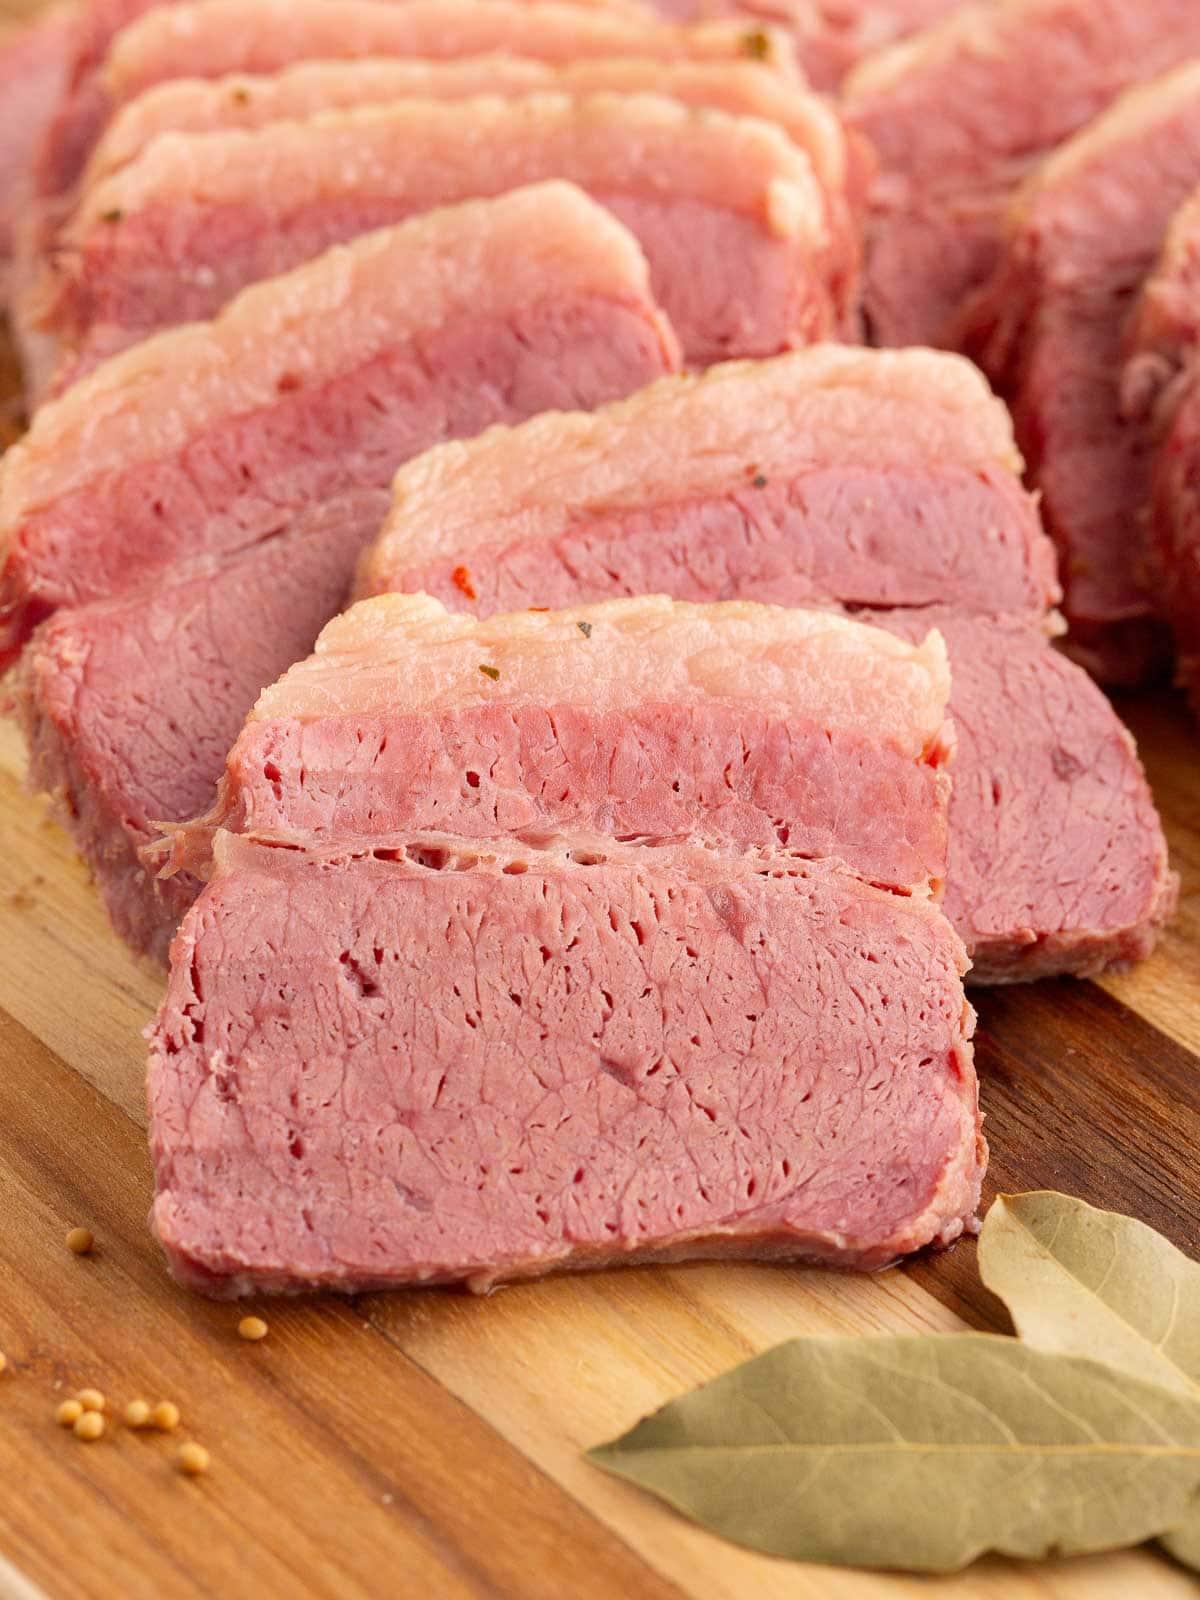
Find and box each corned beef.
[148,596,982,1295]
[355,349,1176,981]
[42,93,838,381]
[167,592,954,899]
[150,832,982,1296]
[1,183,678,663]
[1147,375,1200,719]
[845,0,1200,350]
[645,0,975,87]
[358,348,1057,624]
[9,185,680,956]
[0,7,72,288]
[83,55,853,203]
[963,63,1200,687]
[1124,189,1200,425]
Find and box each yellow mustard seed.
[124,1399,152,1429]
[153,1400,181,1432]
[177,1441,210,1476]
[0,1352,6,1374]
[56,1399,83,1427]
[73,1411,105,1442]
[65,1227,94,1255]
[237,1316,268,1342]
[77,1388,106,1413]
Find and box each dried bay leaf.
[978,1191,1200,1398]
[979,1190,1200,1571]
[588,1333,1200,1572]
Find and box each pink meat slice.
[1148,380,1200,718]
[168,592,954,901]
[0,7,73,284]
[0,182,678,666]
[963,63,1200,688]
[862,610,1177,983]
[354,348,1177,982]
[845,0,1200,351]
[149,831,983,1296]
[84,54,858,203]
[358,347,1057,622]
[43,93,837,380]
[35,0,685,201]
[10,185,679,958]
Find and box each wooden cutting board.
[1,7,1199,1596]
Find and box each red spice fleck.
[451,565,477,601]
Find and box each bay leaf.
[978,1191,1200,1398]
[588,1333,1200,1572]
[978,1190,1200,1571]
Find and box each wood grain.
[0,1,1198,1590]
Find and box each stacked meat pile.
[0,0,1184,1294]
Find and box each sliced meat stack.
[0,7,72,288]
[964,63,1200,687]
[845,0,1200,350]
[6,183,680,958]
[1127,191,1200,717]
[38,91,842,385]
[357,348,1177,982]
[149,595,984,1295]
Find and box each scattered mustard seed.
[65,1227,94,1255]
[0,1352,6,1374]
[77,1388,106,1413]
[177,1442,210,1476]
[124,1399,153,1429]
[74,1411,105,1442]
[56,1399,83,1427]
[237,1316,269,1342]
[153,1400,181,1432]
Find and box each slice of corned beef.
[644,0,972,88]
[0,7,72,289]
[1126,191,1200,716]
[357,347,1057,621]
[861,609,1178,983]
[36,0,707,201]
[353,347,1177,982]
[149,832,983,1296]
[10,184,680,959]
[845,0,1200,351]
[149,596,981,1295]
[963,63,1200,688]
[43,92,836,380]
[166,592,953,900]
[84,55,856,207]
[0,181,679,668]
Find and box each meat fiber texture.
[168,591,954,900]
[845,0,1200,352]
[7,183,680,960]
[963,63,1200,689]
[39,91,842,387]
[149,597,983,1295]
[1126,190,1200,717]
[356,347,1177,983]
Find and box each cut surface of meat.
[358,347,1056,619]
[18,493,389,963]
[846,0,1200,350]
[8,184,679,957]
[149,832,983,1296]
[964,63,1200,686]
[863,610,1178,983]
[1149,380,1200,717]
[0,182,679,664]
[45,93,838,378]
[355,347,1177,981]
[168,592,954,900]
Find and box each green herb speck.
[576,621,593,638]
